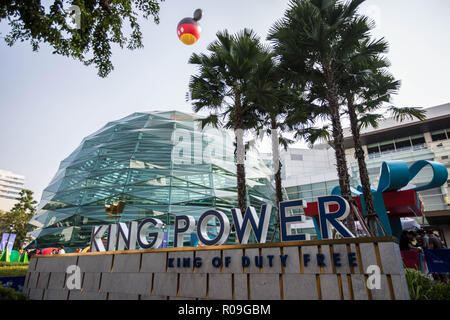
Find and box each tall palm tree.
[338,39,394,235]
[188,29,271,215]
[340,42,426,235]
[268,0,372,234]
[245,53,313,241]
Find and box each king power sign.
[90,195,354,252]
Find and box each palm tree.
[337,38,394,235]
[340,41,426,235]
[188,29,271,215]
[245,53,314,241]
[268,0,372,234]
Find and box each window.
[379,141,395,154]
[312,189,327,197]
[0,195,18,200]
[431,130,447,142]
[395,137,412,151]
[285,187,297,194]
[299,184,312,192]
[367,144,380,155]
[325,180,339,189]
[411,135,425,146]
[409,135,426,150]
[311,182,326,190]
[300,191,313,199]
[291,154,303,161]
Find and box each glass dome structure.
[26,111,276,250]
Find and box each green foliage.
[388,106,427,122]
[0,262,29,267]
[0,266,28,277]
[0,0,162,77]
[188,28,276,214]
[188,28,271,127]
[267,0,374,145]
[0,250,9,262]
[0,189,37,250]
[0,261,29,277]
[405,268,450,300]
[0,286,28,300]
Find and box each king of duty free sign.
[27,195,410,300]
[90,196,358,271]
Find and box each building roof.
[343,102,450,148]
[0,169,25,180]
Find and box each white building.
[261,147,339,239]
[263,102,450,243]
[0,169,25,212]
[342,102,450,243]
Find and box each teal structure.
[26,111,276,250]
[332,160,448,239]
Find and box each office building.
[0,169,25,212]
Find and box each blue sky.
[1,0,449,201]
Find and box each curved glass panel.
[26,111,276,250]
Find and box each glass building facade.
[26,111,276,250]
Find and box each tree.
[0,0,162,77]
[245,53,318,240]
[268,0,373,234]
[338,38,395,235]
[0,189,37,250]
[188,29,272,216]
[339,36,426,235]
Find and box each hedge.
[405,268,450,300]
[0,262,28,267]
[0,262,29,277]
[0,286,28,300]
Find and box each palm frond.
[294,126,331,147]
[388,106,427,122]
[358,113,384,130]
[199,114,221,129]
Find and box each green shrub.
[0,286,28,300]
[405,268,450,300]
[0,262,29,267]
[0,262,29,276]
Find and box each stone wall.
[23,237,410,300]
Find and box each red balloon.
[177,9,202,45]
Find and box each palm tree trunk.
[347,97,377,236]
[271,116,283,242]
[323,61,356,236]
[234,93,247,216]
[271,117,283,207]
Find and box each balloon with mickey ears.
[177,9,203,45]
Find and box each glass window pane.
[380,142,395,153]
[311,182,326,190]
[431,130,447,141]
[367,145,380,154]
[411,136,425,146]
[395,137,412,150]
[299,185,312,191]
[291,154,303,161]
